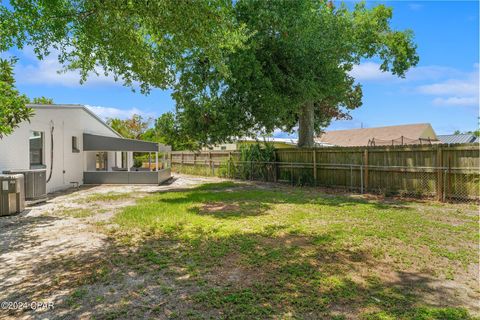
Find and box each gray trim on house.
[84,168,171,184]
[83,133,159,152]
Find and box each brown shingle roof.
[315,123,438,147]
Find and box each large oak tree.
[1,1,418,147]
[0,0,248,136]
[174,0,419,147]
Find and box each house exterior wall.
[0,106,119,193]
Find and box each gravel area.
[0,174,222,320]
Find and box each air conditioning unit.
[0,174,25,216]
[3,169,47,204]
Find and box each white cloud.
[417,66,479,107]
[352,61,479,107]
[350,62,395,81]
[14,46,121,87]
[408,3,423,11]
[86,105,154,120]
[418,79,478,96]
[432,96,479,107]
[350,62,463,82]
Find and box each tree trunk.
[297,102,315,148]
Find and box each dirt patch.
[200,203,241,213]
[0,175,221,320]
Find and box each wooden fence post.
[436,146,443,201]
[364,148,369,192]
[181,152,184,164]
[313,149,317,186]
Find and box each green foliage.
[0,0,248,93]
[174,0,419,147]
[133,157,143,168]
[30,96,54,104]
[142,112,198,151]
[454,118,480,137]
[0,58,33,138]
[233,142,276,180]
[106,114,151,139]
[110,182,477,319]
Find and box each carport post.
[155,152,159,171]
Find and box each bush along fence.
[170,143,480,202]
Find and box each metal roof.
[437,134,478,144]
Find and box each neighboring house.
[316,123,439,147]
[437,134,478,144]
[0,104,170,194]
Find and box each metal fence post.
[228,151,232,178]
[436,146,443,201]
[350,165,353,191]
[360,164,364,194]
[291,162,294,186]
[363,148,369,192]
[273,151,278,182]
[250,161,253,181]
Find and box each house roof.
[27,104,121,138]
[83,133,160,152]
[437,134,478,144]
[315,123,438,147]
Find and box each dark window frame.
[72,136,80,153]
[29,131,44,167]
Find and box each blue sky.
[6,1,479,136]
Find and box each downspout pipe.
[46,121,54,183]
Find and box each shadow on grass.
[149,182,413,217]
[1,226,475,320]
[0,182,475,319]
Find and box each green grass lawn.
[99,181,478,319]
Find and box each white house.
[0,104,171,194]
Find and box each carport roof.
[83,133,159,152]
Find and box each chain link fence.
[173,160,479,203]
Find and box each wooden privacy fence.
[171,144,479,202]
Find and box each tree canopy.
[0,0,248,93]
[174,0,419,147]
[106,114,151,140]
[0,58,32,138]
[0,0,418,146]
[31,96,54,104]
[143,112,199,151]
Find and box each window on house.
[95,152,108,171]
[72,136,80,153]
[29,131,44,167]
[220,146,227,150]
